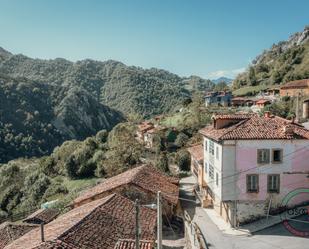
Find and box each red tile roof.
[0,222,36,249]
[200,114,309,141]
[73,165,179,206]
[6,194,156,249]
[256,99,271,105]
[280,79,309,89]
[138,122,154,132]
[187,144,203,163]
[23,209,59,225]
[114,239,154,249]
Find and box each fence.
[184,210,209,249]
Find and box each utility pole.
[135,199,140,249]
[157,191,162,249]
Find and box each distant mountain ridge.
[233,26,309,89]
[212,77,233,84]
[0,47,214,162]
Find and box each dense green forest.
[0,47,218,162]
[233,26,309,89]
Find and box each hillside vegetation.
[233,26,309,89]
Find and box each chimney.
[264,111,271,118]
[283,124,294,136]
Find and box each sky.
[0,0,308,79]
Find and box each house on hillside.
[187,144,205,190]
[204,91,232,107]
[136,122,167,148]
[5,194,157,249]
[255,99,271,109]
[198,113,309,227]
[280,79,309,97]
[73,165,179,216]
[231,97,254,107]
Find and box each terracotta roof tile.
[73,165,179,206]
[6,194,156,249]
[281,79,309,89]
[114,239,154,249]
[200,114,309,141]
[187,144,203,163]
[0,222,36,249]
[23,209,59,225]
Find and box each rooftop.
[280,79,309,89]
[73,164,179,206]
[187,144,203,163]
[6,194,157,249]
[23,208,59,225]
[0,222,36,249]
[200,113,309,141]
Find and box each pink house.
[199,113,309,226]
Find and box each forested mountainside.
[233,26,309,89]
[0,50,193,117]
[0,47,216,162]
[0,74,124,163]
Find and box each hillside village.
[0,7,308,249]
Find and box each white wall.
[203,137,223,201]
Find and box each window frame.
[272,149,283,164]
[257,149,270,164]
[204,162,207,174]
[205,139,208,152]
[216,172,219,186]
[209,164,214,179]
[246,174,259,193]
[209,140,215,156]
[267,174,280,193]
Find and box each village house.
[204,91,232,107]
[231,97,254,107]
[136,122,167,148]
[255,99,271,109]
[5,194,157,249]
[0,222,37,249]
[198,113,309,227]
[73,165,179,216]
[187,144,205,191]
[280,79,309,97]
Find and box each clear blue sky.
[0,0,308,79]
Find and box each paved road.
[180,177,308,249]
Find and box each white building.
[198,113,309,226]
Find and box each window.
[209,141,214,155]
[209,164,214,179]
[268,175,280,193]
[205,140,208,152]
[204,162,207,174]
[246,174,259,193]
[216,146,219,160]
[272,149,283,163]
[257,149,270,164]
[216,172,219,186]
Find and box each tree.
[176,150,191,171]
[174,132,189,147]
[155,152,169,172]
[248,66,257,86]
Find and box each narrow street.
[180,176,308,249]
